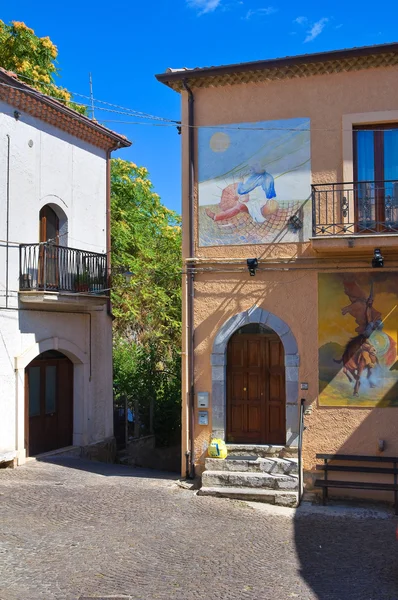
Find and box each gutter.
[182,80,195,479]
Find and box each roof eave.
[0,70,131,150]
[155,41,398,91]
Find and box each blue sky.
[1,1,397,214]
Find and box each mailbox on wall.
[197,392,209,408]
[198,411,208,425]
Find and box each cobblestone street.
[1,458,398,600]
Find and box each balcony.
[311,180,398,254]
[19,243,108,307]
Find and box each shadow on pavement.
[294,505,398,599]
[36,456,179,480]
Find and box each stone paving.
[1,457,398,600]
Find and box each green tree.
[111,158,181,347]
[111,158,182,446]
[0,20,85,113]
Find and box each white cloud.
[294,16,307,25]
[335,23,343,29]
[244,6,277,19]
[304,17,328,42]
[186,0,222,15]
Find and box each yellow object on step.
[208,438,227,459]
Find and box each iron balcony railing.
[19,243,108,294]
[312,180,398,236]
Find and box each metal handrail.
[19,242,107,294]
[312,179,398,188]
[298,398,306,506]
[20,241,105,258]
[312,179,398,236]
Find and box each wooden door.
[25,354,73,456]
[39,205,59,289]
[227,333,285,445]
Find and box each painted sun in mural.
[209,132,230,152]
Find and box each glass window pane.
[28,367,41,417]
[384,131,398,224]
[355,130,375,181]
[384,129,398,181]
[45,366,57,414]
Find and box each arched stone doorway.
[211,306,299,447]
[226,323,286,445]
[25,350,73,456]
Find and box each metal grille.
[312,180,398,236]
[19,243,107,293]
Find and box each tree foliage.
[111,158,182,446]
[0,20,85,113]
[111,158,181,348]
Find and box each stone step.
[226,444,298,458]
[205,457,298,475]
[198,486,298,507]
[202,470,298,491]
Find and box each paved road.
[1,458,398,600]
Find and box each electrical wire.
[16,73,176,122]
[2,78,398,133]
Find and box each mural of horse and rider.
[318,272,398,407]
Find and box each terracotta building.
[157,43,398,506]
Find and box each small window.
[28,367,41,417]
[234,323,274,335]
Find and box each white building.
[0,68,131,466]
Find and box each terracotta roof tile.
[0,68,131,151]
[156,42,398,91]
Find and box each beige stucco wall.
[180,64,398,476]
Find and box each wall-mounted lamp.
[14,110,21,121]
[247,258,258,277]
[372,248,384,268]
[288,215,303,232]
[122,270,134,284]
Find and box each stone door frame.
[210,306,300,447]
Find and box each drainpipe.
[5,134,10,309]
[106,147,116,317]
[182,80,195,479]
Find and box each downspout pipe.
[5,134,10,309]
[182,80,195,479]
[106,144,120,317]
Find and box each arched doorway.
[226,323,286,445]
[25,350,73,456]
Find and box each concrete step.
[198,486,298,507]
[205,457,298,475]
[202,470,298,491]
[226,444,298,458]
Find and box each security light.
[122,270,134,284]
[288,215,303,231]
[372,249,384,268]
[247,258,258,277]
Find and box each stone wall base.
[80,437,117,463]
[120,435,181,473]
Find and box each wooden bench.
[315,453,398,514]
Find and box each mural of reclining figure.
[205,165,277,223]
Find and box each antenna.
[89,72,95,120]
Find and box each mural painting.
[198,118,311,247]
[318,273,398,407]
